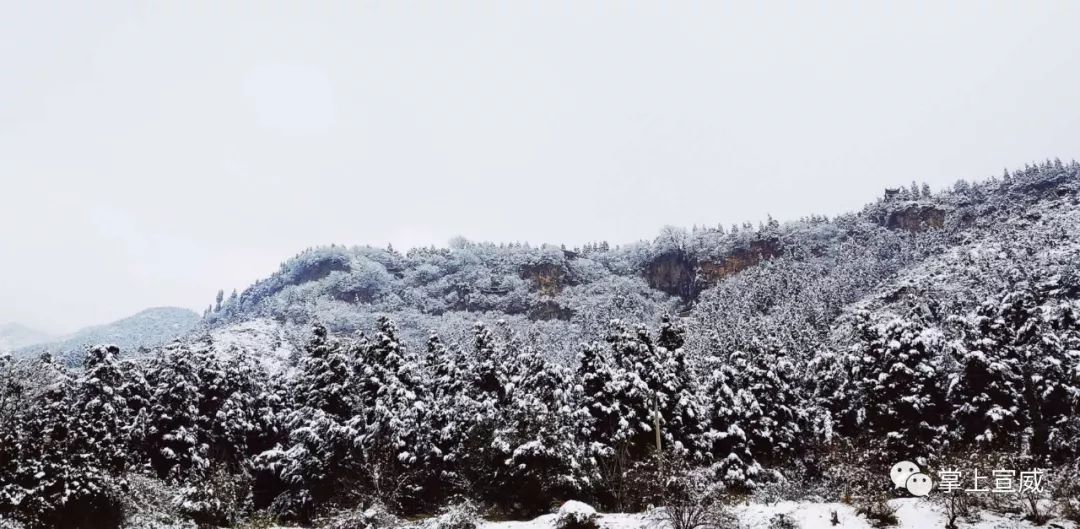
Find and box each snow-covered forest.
[3,161,1080,528]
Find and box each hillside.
[16,306,200,364]
[202,160,1080,367]
[0,323,54,351]
[4,161,1080,529]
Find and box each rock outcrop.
[886,205,946,232]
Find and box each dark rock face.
[646,238,782,300]
[527,300,575,321]
[646,252,697,300]
[886,205,946,232]
[697,239,782,288]
[332,285,380,304]
[520,262,567,296]
[291,255,351,284]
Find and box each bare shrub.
[1052,459,1080,523]
[316,502,401,529]
[176,468,253,527]
[768,513,799,529]
[933,491,973,529]
[652,458,738,529]
[428,501,481,529]
[854,497,898,528]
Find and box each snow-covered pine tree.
[848,311,948,460]
[489,345,590,515]
[470,321,507,400]
[417,332,473,504]
[212,350,283,471]
[654,315,707,459]
[449,321,511,501]
[143,341,209,482]
[704,351,764,490]
[0,354,126,528]
[980,283,1080,459]
[603,320,658,461]
[577,341,619,456]
[738,342,805,466]
[803,345,852,441]
[116,356,152,465]
[347,316,430,509]
[259,322,356,521]
[946,303,1027,452]
[76,345,132,475]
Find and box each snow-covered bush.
[767,513,800,529]
[0,516,25,529]
[120,474,195,529]
[426,501,480,529]
[317,502,400,529]
[553,501,599,529]
[175,468,252,527]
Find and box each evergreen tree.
[0,356,126,528]
[77,346,132,475]
[490,348,590,515]
[654,315,707,458]
[848,311,948,459]
[259,323,356,521]
[704,352,764,490]
[947,304,1027,451]
[144,341,208,481]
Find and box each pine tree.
[144,341,208,481]
[489,348,590,515]
[0,356,126,528]
[947,304,1027,451]
[259,323,356,521]
[655,315,707,458]
[577,342,620,457]
[603,321,657,460]
[849,311,948,459]
[77,346,132,475]
[704,352,764,490]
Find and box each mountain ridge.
[16,306,200,363]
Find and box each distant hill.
[17,307,200,364]
[0,323,55,351]
[198,159,1080,367]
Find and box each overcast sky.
[2,2,1079,333]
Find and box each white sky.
[2,2,1079,333]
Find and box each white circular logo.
[890,461,920,489]
[905,472,933,497]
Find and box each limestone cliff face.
[520,262,568,296]
[886,205,946,232]
[646,238,782,300]
[697,239,781,287]
[645,252,697,300]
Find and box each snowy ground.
[470,500,1075,529]
[264,499,1078,529]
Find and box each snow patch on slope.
[206,318,300,375]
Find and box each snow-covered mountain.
[4,161,1080,529]
[0,322,54,351]
[16,306,200,364]
[202,160,1080,369]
